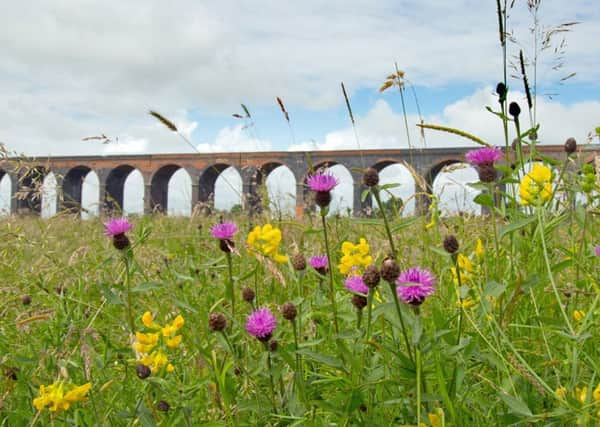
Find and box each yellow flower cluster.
[573,309,585,322]
[338,238,372,276]
[247,224,288,263]
[519,163,553,206]
[134,311,184,373]
[33,381,91,413]
[555,384,600,403]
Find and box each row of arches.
[0,160,489,218]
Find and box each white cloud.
[196,124,272,153]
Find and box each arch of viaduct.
[0,145,592,217]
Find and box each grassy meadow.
[1,170,599,427]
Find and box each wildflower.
[555,386,567,399]
[593,383,600,401]
[134,312,183,373]
[247,224,288,263]
[210,221,237,252]
[576,386,588,404]
[519,163,553,206]
[281,302,297,321]
[451,254,475,285]
[475,239,485,260]
[428,408,444,427]
[136,364,151,379]
[362,265,381,289]
[425,196,439,229]
[307,171,338,208]
[310,255,329,275]
[246,307,277,342]
[33,381,91,413]
[140,350,175,373]
[157,400,170,412]
[291,253,307,271]
[564,137,577,155]
[573,310,585,322]
[465,147,503,182]
[362,168,380,187]
[595,245,600,257]
[208,312,227,332]
[460,298,478,309]
[344,275,368,295]
[443,235,459,254]
[396,267,436,306]
[351,295,368,310]
[104,217,133,250]
[338,238,372,276]
[509,101,521,118]
[242,287,255,303]
[380,258,400,283]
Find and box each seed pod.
[380,258,400,283]
[136,364,151,379]
[362,265,380,289]
[362,168,380,187]
[208,312,227,332]
[281,302,297,321]
[443,235,459,254]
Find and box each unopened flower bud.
[351,295,368,310]
[269,340,278,352]
[443,235,459,254]
[315,191,332,208]
[208,312,227,332]
[136,364,151,379]
[157,400,170,412]
[362,168,380,187]
[281,302,297,321]
[242,287,255,303]
[362,265,380,289]
[380,258,400,283]
[291,253,307,271]
[509,102,521,118]
[21,295,32,306]
[496,82,507,102]
[478,163,497,183]
[564,137,577,155]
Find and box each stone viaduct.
[0,145,593,217]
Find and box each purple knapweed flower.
[210,222,238,240]
[595,245,600,257]
[307,172,338,192]
[246,308,277,342]
[396,267,436,306]
[344,275,368,295]
[465,147,503,166]
[104,218,133,237]
[309,255,329,275]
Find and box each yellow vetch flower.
[452,253,475,285]
[338,238,373,276]
[573,310,585,322]
[33,381,91,413]
[134,312,184,374]
[593,383,600,401]
[428,408,444,427]
[475,239,485,260]
[141,350,172,373]
[576,386,588,404]
[555,386,567,399]
[247,224,288,263]
[519,163,553,206]
[142,311,160,330]
[166,335,182,348]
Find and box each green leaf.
[131,282,163,293]
[499,216,536,239]
[379,183,401,191]
[484,281,507,298]
[296,349,344,369]
[361,188,371,202]
[499,393,533,417]
[473,193,494,208]
[391,217,420,233]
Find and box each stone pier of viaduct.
[0,145,594,217]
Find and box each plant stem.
[416,347,422,426]
[373,188,397,257]
[321,212,340,334]
[123,250,134,334]
[226,251,234,321]
[266,347,278,414]
[388,281,413,362]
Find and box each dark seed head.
[314,191,332,208]
[351,295,368,310]
[359,403,367,412]
[380,258,400,283]
[509,102,521,118]
[291,253,307,271]
[564,137,577,155]
[258,333,272,343]
[362,265,380,289]
[496,82,507,101]
[242,287,255,303]
[269,340,278,352]
[208,312,227,332]
[21,295,32,306]
[362,168,380,187]
[136,364,151,379]
[281,302,297,321]
[157,400,170,412]
[443,235,459,254]
[113,233,130,250]
[478,163,497,183]
[4,367,19,381]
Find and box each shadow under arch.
[62,165,93,212]
[150,164,189,213]
[105,165,140,213]
[198,163,238,205]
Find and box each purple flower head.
[595,245,600,257]
[344,275,368,295]
[210,222,238,240]
[246,307,277,341]
[465,147,503,166]
[307,172,338,192]
[104,218,133,237]
[396,267,436,306]
[309,255,328,269]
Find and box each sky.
[1,0,599,215]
